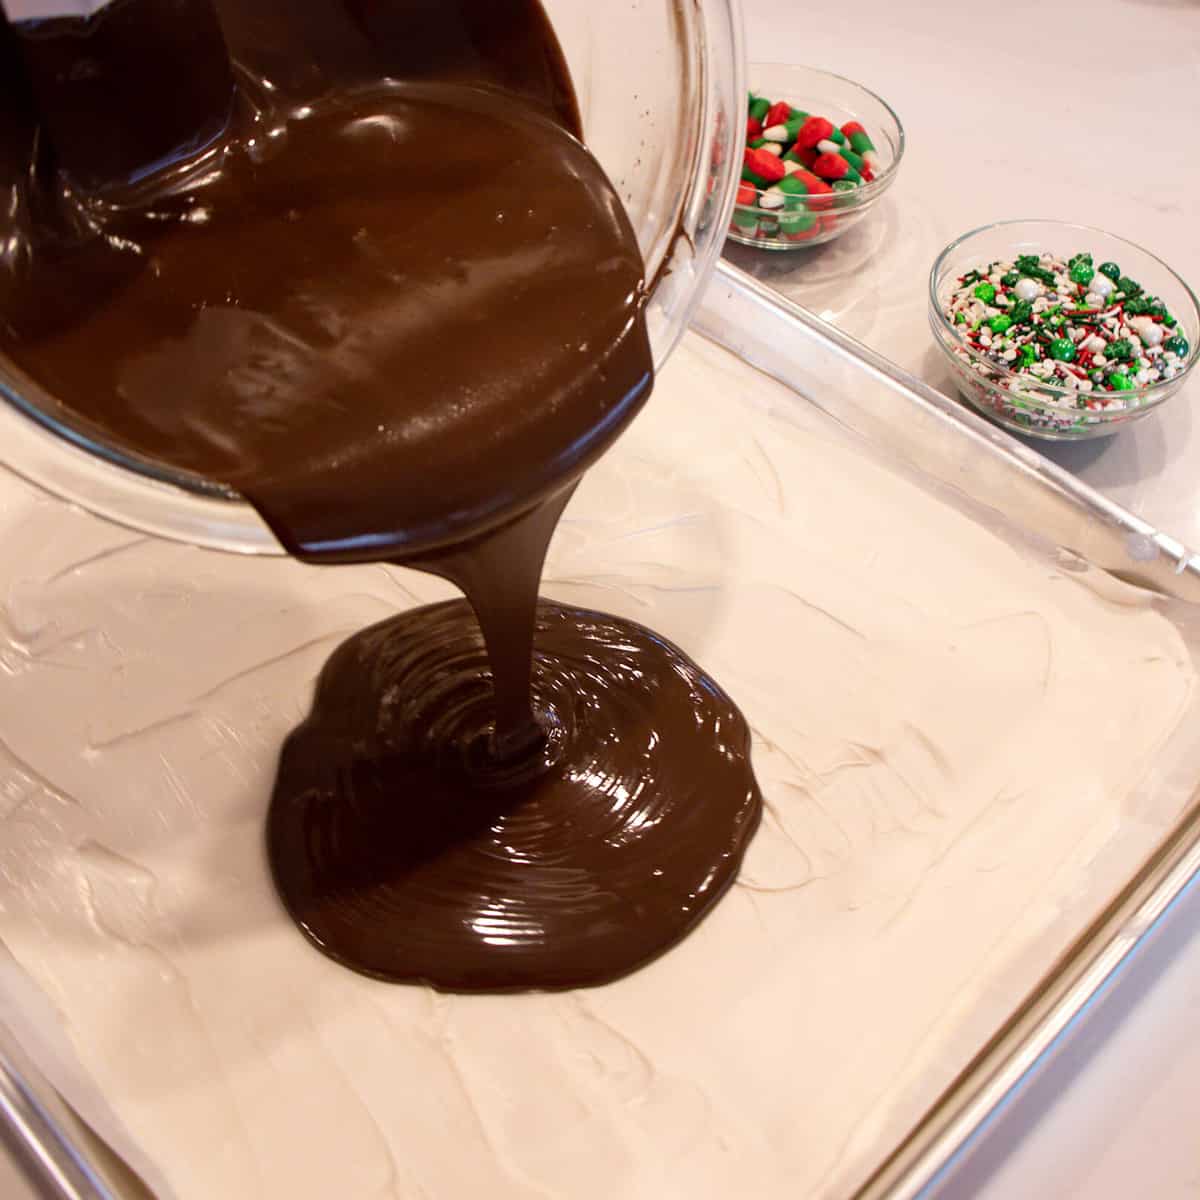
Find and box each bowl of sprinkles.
[930,220,1199,439]
[731,63,904,250]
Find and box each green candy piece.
[974,282,997,303]
[1008,299,1034,325]
[988,315,1012,333]
[832,179,858,191]
[1001,270,1019,288]
[1015,254,1057,286]
[749,95,771,122]
[748,137,769,149]
[1048,337,1077,362]
[1108,370,1134,392]
[1068,253,1095,287]
[831,179,859,210]
[741,165,769,187]
[732,207,759,230]
[1107,338,1134,362]
[1099,262,1122,283]
[1165,335,1191,357]
[775,175,809,210]
[780,210,817,235]
[1117,275,1142,298]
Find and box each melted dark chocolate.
[0,0,762,991]
[269,599,761,991]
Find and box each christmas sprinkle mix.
[943,252,1191,432]
[732,91,882,244]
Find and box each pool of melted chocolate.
[0,0,761,991]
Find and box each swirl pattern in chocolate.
[268,600,762,991]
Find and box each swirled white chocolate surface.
[0,336,1193,1198]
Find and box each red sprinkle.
[795,116,834,149]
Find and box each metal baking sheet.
[696,260,1200,1198]
[0,261,1199,1200]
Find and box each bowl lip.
[928,218,1200,411]
[739,60,906,207]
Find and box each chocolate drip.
[0,0,762,990]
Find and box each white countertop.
[738,0,1200,1195]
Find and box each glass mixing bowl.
[0,0,744,553]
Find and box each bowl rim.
[739,61,906,207]
[928,218,1200,412]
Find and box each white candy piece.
[758,188,787,210]
[1130,316,1164,346]
[761,124,790,142]
[760,142,783,157]
[1090,273,1115,299]
[1013,277,1041,301]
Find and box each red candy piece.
[765,100,792,128]
[744,147,786,184]
[793,145,819,168]
[736,182,757,205]
[798,172,834,210]
[747,116,762,138]
[812,152,850,181]
[795,116,834,149]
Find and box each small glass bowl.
[729,62,904,251]
[929,220,1200,440]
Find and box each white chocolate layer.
[0,334,1193,1199]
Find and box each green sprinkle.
[1002,270,1019,288]
[1008,299,1034,325]
[1123,296,1151,316]
[1165,335,1190,357]
[1020,344,1040,367]
[1107,338,1135,362]
[988,315,1012,333]
[1108,370,1134,392]
[1048,338,1077,362]
[962,269,982,286]
[1164,314,1179,329]
[1099,261,1122,283]
[954,312,967,325]
[974,282,996,303]
[1118,276,1142,298]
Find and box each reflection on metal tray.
[1,260,1199,1200]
